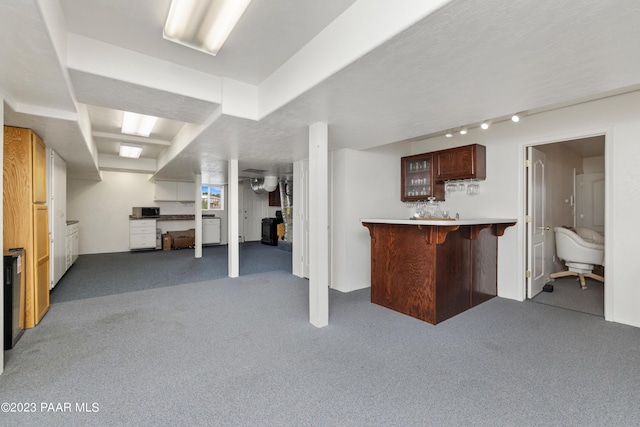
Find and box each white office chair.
[550,227,604,289]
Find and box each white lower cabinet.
[65,222,79,270]
[130,219,157,250]
[203,218,221,244]
[72,227,79,263]
[65,230,72,270]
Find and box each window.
[202,185,223,210]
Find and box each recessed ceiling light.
[164,0,252,56]
[459,128,467,135]
[511,114,520,123]
[480,120,491,130]
[445,131,453,138]
[122,112,158,137]
[119,143,143,159]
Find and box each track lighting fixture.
[444,112,524,139]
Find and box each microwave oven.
[132,207,160,218]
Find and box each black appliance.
[261,218,278,246]
[4,248,25,350]
[132,207,160,218]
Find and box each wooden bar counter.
[361,218,516,325]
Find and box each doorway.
[243,187,265,242]
[525,135,606,316]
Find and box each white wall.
[68,171,156,254]
[332,89,640,328]
[330,147,409,292]
[584,155,604,173]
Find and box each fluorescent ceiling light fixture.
[119,143,144,159]
[164,0,252,56]
[121,112,158,137]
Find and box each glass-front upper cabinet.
[401,153,444,201]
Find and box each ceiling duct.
[250,176,278,194]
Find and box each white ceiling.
[2,0,637,184]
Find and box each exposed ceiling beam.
[92,131,171,146]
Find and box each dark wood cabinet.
[401,153,444,201]
[268,189,281,207]
[435,143,486,181]
[401,144,486,202]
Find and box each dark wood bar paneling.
[363,220,515,324]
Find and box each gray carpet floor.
[2,251,640,426]
[531,276,604,317]
[50,241,292,303]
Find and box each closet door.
[33,204,50,325]
[32,132,47,204]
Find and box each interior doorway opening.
[525,135,606,317]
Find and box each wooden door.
[33,204,50,325]
[32,132,47,203]
[4,127,32,250]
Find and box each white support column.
[292,160,303,278]
[194,174,202,258]
[228,159,240,278]
[308,122,329,327]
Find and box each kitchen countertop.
[361,218,517,226]
[129,214,218,220]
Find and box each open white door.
[527,146,547,297]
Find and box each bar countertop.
[361,218,517,226]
